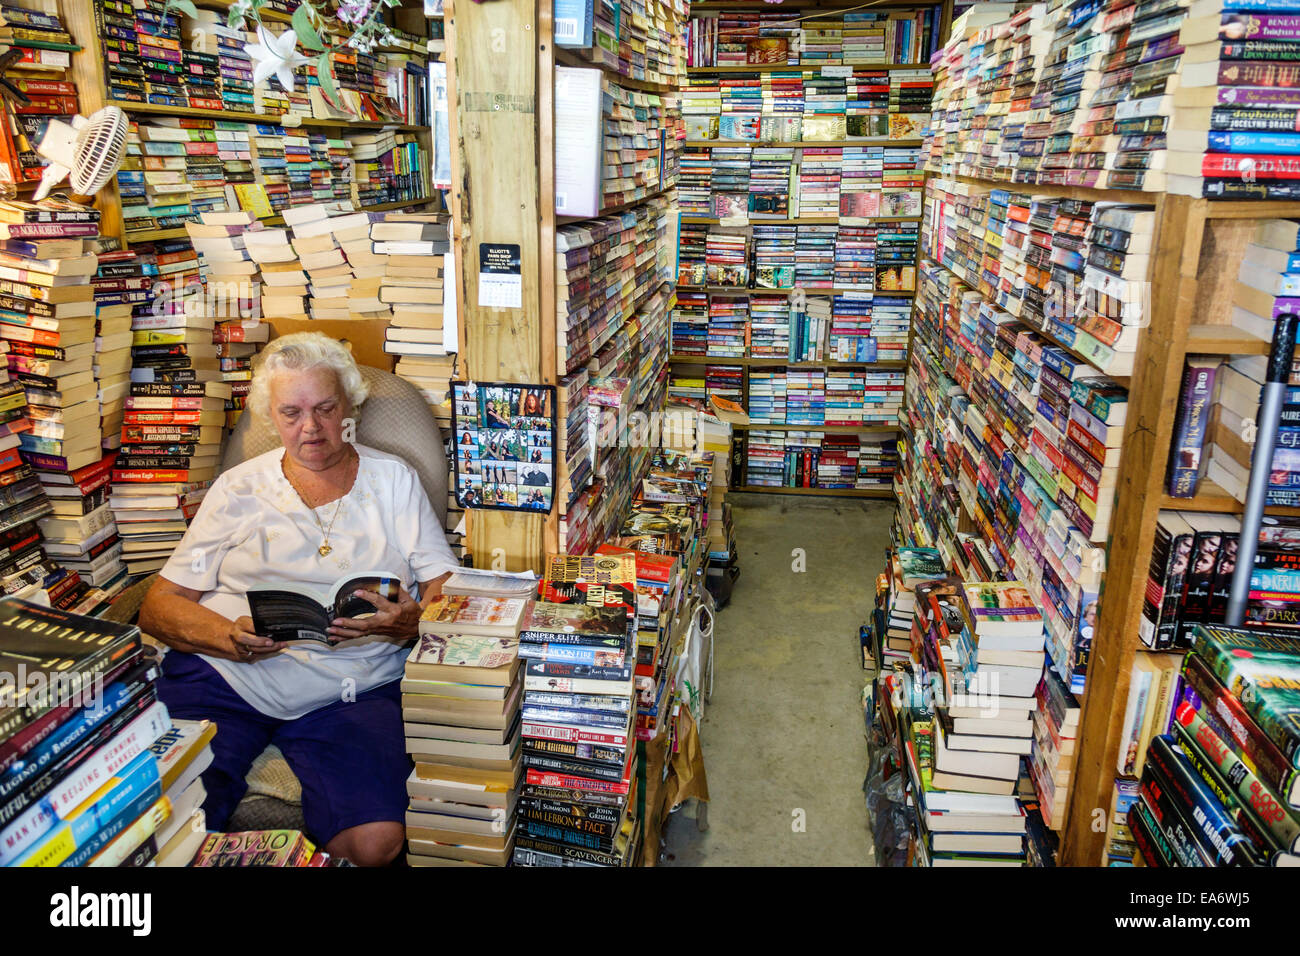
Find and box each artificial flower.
[245,25,312,91]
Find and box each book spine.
[521,721,629,747]
[1207,130,1300,153]
[1128,800,1174,866]
[1138,765,1215,866]
[1181,654,1300,806]
[514,832,624,865]
[1146,734,1262,865]
[1192,639,1300,767]
[524,768,630,793]
[517,817,618,852]
[86,794,170,867]
[0,700,168,863]
[1211,106,1300,132]
[1173,705,1300,855]
[516,804,619,840]
[1221,39,1300,60]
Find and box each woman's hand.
[328,587,423,643]
[219,616,288,662]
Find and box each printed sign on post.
[477,242,523,309]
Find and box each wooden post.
[1059,195,1206,865]
[61,0,124,241]
[450,0,550,572]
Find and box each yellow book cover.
[233,182,274,220]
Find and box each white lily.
[245,25,312,92]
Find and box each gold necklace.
[283,449,356,557]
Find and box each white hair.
[247,332,369,420]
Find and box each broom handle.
[1227,312,1300,627]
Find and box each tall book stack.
[285,205,360,320]
[0,601,203,868]
[110,227,223,576]
[181,9,256,112]
[1164,4,1300,199]
[555,370,591,554]
[404,589,529,867]
[513,553,640,867]
[1127,623,1300,867]
[373,215,451,359]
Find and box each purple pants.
[155,650,410,846]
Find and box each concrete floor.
[660,493,895,866]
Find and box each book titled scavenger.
[248,572,402,646]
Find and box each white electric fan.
[31,105,129,201]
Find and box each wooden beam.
[1059,195,1204,865]
[451,0,547,572]
[61,0,124,241]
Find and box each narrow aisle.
[661,494,895,866]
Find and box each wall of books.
[667,0,940,498]
[873,0,1300,870]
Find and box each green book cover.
[1191,623,1300,769]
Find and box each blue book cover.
[1208,130,1300,154]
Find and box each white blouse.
[159,443,458,719]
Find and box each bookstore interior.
[2,0,1300,890]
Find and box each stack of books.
[1127,623,1300,867]
[404,587,529,866]
[0,601,180,868]
[111,231,224,576]
[513,554,640,866]
[555,197,676,379]
[374,215,451,359]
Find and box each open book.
[248,572,402,645]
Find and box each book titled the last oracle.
[961,582,1044,638]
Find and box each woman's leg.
[272,678,409,866]
[154,650,278,830]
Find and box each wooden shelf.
[554,48,681,93]
[1160,479,1300,518]
[681,215,923,224]
[123,198,434,244]
[685,139,925,148]
[557,187,673,223]
[731,485,895,498]
[1185,324,1270,355]
[676,284,915,297]
[669,354,906,369]
[946,173,1155,205]
[690,0,937,9]
[686,63,931,73]
[735,423,899,433]
[107,100,427,131]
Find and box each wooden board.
[264,317,396,372]
[450,0,546,572]
[1059,195,1204,865]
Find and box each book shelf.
[903,170,1300,864]
[63,0,439,244]
[670,0,942,498]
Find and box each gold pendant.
[318,544,332,557]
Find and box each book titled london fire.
[247,572,402,645]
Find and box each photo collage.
[452,381,557,513]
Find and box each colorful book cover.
[1190,622,1300,767]
[1167,359,1221,497]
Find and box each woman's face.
[270,366,350,470]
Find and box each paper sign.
[477,242,522,309]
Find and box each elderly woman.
[142,332,457,867]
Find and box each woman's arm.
[139,576,284,661]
